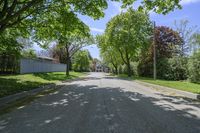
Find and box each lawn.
[117,74,200,94]
[0,72,85,98]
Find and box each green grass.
[117,74,200,94]
[0,72,85,98]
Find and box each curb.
[0,84,57,108]
[135,80,200,100]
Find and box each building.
[37,56,60,64]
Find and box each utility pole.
[153,21,157,80]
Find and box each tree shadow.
[155,93,200,108]
[0,83,199,133]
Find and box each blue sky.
[81,0,200,60]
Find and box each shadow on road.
[0,83,200,133]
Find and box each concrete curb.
[0,83,58,108]
[135,80,200,100]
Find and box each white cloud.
[180,0,200,5]
[90,27,104,33]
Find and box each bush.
[188,51,200,83]
[138,57,188,80]
[167,57,188,80]
[138,60,153,78]
[156,57,188,80]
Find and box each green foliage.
[188,51,200,83]
[72,50,91,72]
[0,0,182,32]
[135,0,182,14]
[118,62,138,76]
[21,49,37,58]
[138,26,183,79]
[100,9,152,76]
[97,34,121,74]
[167,57,188,80]
[190,33,200,53]
[0,30,23,56]
[0,0,109,32]
[155,57,187,80]
[0,29,30,74]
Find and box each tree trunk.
[127,61,131,77]
[125,49,131,77]
[114,66,118,75]
[66,45,70,76]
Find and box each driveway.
[0,72,200,133]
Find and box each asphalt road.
[0,73,200,133]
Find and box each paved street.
[0,73,200,133]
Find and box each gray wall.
[20,58,66,74]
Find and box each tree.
[174,19,198,56]
[190,32,200,53]
[104,9,152,77]
[33,3,94,76]
[61,35,93,75]
[97,34,121,74]
[0,0,108,32]
[48,45,67,64]
[188,50,200,83]
[21,49,37,58]
[0,0,183,32]
[0,29,26,73]
[72,50,91,72]
[138,26,183,78]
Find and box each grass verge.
[0,72,85,98]
[117,74,200,94]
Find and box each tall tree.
[33,3,94,76]
[138,26,183,78]
[72,50,91,72]
[174,19,198,56]
[97,34,121,74]
[190,32,200,53]
[0,0,108,32]
[104,9,152,77]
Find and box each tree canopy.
[98,9,152,76]
[0,0,183,32]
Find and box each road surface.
[0,73,200,133]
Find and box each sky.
[34,0,200,60]
[81,0,200,60]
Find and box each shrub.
[167,57,188,80]
[188,51,200,83]
[138,57,188,80]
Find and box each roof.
[37,56,57,61]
